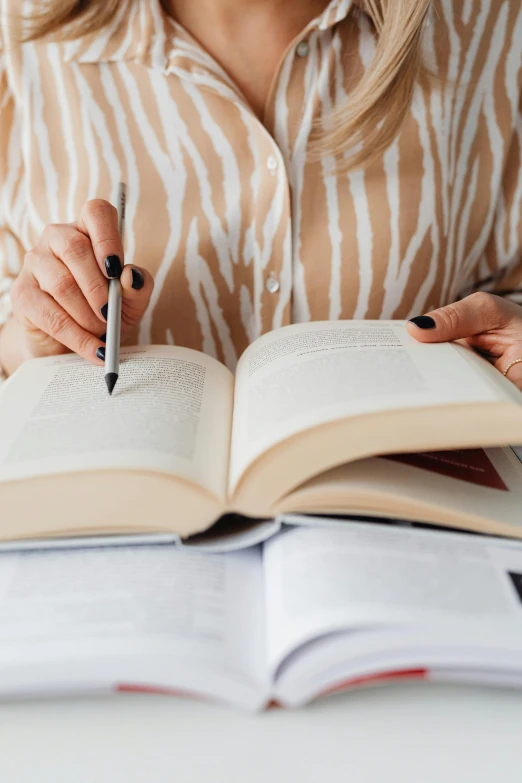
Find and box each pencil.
[105,181,126,395]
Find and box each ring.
[502,358,522,377]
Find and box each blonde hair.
[23,0,431,172]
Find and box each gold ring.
[502,358,522,377]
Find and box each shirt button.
[265,274,280,294]
[266,155,278,173]
[296,41,309,57]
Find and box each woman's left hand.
[406,292,522,391]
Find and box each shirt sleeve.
[461,94,522,305]
[0,27,25,330]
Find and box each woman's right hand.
[3,199,154,374]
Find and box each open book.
[2,522,522,709]
[1,320,522,543]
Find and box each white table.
[1,684,522,782]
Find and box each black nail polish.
[409,315,436,329]
[131,268,144,291]
[100,332,106,343]
[104,254,122,278]
[96,347,105,361]
[101,303,108,320]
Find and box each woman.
[0,0,521,385]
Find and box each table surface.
[1,683,522,783]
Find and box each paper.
[229,321,503,490]
[0,543,266,705]
[264,523,522,670]
[0,346,234,499]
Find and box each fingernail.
[100,332,106,343]
[101,303,108,320]
[104,254,122,278]
[131,268,144,291]
[96,347,105,361]
[409,316,436,329]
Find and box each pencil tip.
[105,373,118,396]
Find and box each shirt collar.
[62,0,358,67]
[315,0,358,31]
[62,0,172,66]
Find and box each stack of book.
[1,320,522,708]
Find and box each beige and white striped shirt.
[1,0,521,369]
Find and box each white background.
[1,685,522,782]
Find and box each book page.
[263,524,522,673]
[0,543,267,709]
[229,321,513,491]
[281,447,522,534]
[0,346,233,500]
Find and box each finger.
[25,248,106,337]
[120,265,154,330]
[41,224,109,322]
[76,199,124,280]
[406,293,512,343]
[10,272,68,360]
[15,279,105,365]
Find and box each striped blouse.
[1,0,521,369]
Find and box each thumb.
[405,293,509,343]
[118,265,154,330]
